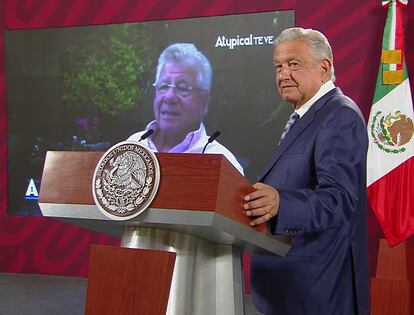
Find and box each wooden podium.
[39,151,291,315]
[371,239,414,315]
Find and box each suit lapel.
[258,88,341,181]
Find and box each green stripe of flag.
[372,1,408,104]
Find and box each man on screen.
[128,43,243,174]
[243,28,370,315]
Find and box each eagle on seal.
[106,151,146,190]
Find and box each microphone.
[202,130,221,153]
[139,129,154,142]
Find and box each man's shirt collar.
[295,80,335,118]
[144,120,205,153]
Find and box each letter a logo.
[25,178,39,199]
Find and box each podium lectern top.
[39,151,291,256]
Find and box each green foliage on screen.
[63,24,154,117]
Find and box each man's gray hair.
[154,43,213,92]
[275,27,335,82]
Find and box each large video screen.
[6,10,294,215]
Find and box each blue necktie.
[278,112,299,146]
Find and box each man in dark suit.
[243,27,369,315]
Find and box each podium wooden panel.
[39,151,261,227]
[85,245,176,315]
[371,239,414,315]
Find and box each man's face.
[273,39,328,109]
[153,63,209,135]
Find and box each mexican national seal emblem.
[92,141,160,220]
[370,110,414,153]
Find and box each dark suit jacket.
[250,88,370,315]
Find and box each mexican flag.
[367,0,414,246]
